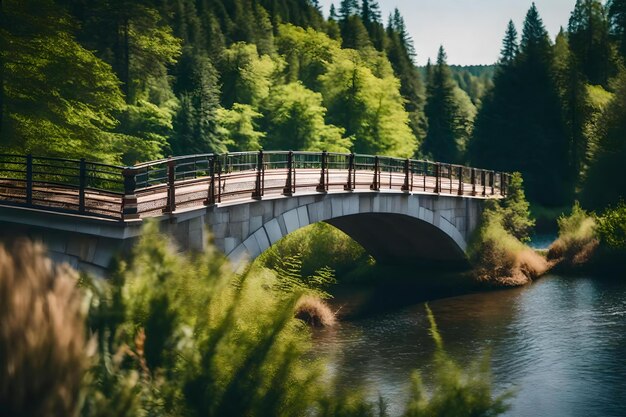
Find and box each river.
[313,274,626,416]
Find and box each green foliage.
[0,0,125,162]
[403,305,512,417]
[261,82,350,152]
[423,47,475,163]
[548,202,599,267]
[597,201,626,249]
[218,104,264,151]
[81,221,324,417]
[502,173,536,242]
[583,70,626,209]
[470,4,570,207]
[568,0,616,88]
[258,222,372,280]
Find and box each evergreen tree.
[500,20,519,65]
[0,0,126,162]
[583,70,626,208]
[553,29,592,191]
[568,0,614,87]
[422,47,470,163]
[470,4,570,206]
[608,0,626,60]
[340,15,372,50]
[171,49,226,155]
[338,0,359,21]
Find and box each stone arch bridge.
[0,151,509,275]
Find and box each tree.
[470,4,570,207]
[422,47,474,163]
[321,50,416,157]
[608,0,626,60]
[261,82,349,152]
[171,49,226,155]
[568,0,615,87]
[553,29,592,190]
[500,20,519,65]
[0,0,126,162]
[338,0,359,21]
[583,70,626,208]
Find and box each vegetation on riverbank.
[549,201,626,274]
[0,224,513,417]
[468,173,548,287]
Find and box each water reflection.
[313,275,626,417]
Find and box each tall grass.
[0,239,87,417]
[468,201,549,286]
[548,202,598,268]
[1,223,513,417]
[403,305,512,417]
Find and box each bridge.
[0,151,510,275]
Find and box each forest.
[4,0,626,213]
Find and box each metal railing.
[0,151,511,221]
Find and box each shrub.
[596,201,626,250]
[548,202,598,267]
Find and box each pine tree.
[471,3,570,206]
[568,0,614,87]
[338,0,359,21]
[422,47,468,163]
[171,49,226,155]
[500,20,519,65]
[608,0,626,60]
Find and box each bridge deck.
[0,152,508,221]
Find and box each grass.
[548,202,599,269]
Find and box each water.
[313,275,626,417]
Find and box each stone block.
[253,228,271,253]
[331,197,343,218]
[297,206,309,228]
[307,202,324,224]
[250,216,263,233]
[283,209,300,234]
[264,218,283,244]
[230,205,250,222]
[224,237,238,254]
[242,235,261,259]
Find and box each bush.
[548,202,598,267]
[257,222,373,279]
[469,204,547,286]
[596,201,626,250]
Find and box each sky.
[318,0,578,66]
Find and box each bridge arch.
[207,192,482,269]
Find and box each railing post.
[481,170,487,196]
[370,156,380,191]
[164,158,176,213]
[491,171,495,195]
[217,159,222,203]
[471,168,476,196]
[26,154,33,206]
[344,153,355,191]
[500,172,505,196]
[122,167,139,220]
[284,151,294,196]
[449,163,453,193]
[401,158,410,192]
[253,150,264,199]
[317,150,327,192]
[79,158,86,213]
[434,163,441,193]
[458,167,464,195]
[205,156,216,205]
[423,162,427,192]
